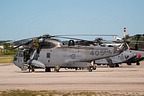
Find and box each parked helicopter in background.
[66,39,141,68]
[125,50,144,65]
[95,49,144,67]
[13,34,126,72]
[96,28,144,67]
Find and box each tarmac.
[0,62,144,94]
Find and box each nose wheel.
[21,64,35,72]
[28,66,35,72]
[136,62,140,65]
[87,66,96,72]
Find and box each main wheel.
[136,62,140,65]
[115,64,119,67]
[28,66,34,72]
[88,66,92,72]
[109,64,115,68]
[93,65,97,70]
[127,62,132,65]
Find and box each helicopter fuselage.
[13,39,122,72]
[38,46,118,67]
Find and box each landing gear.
[92,65,97,70]
[115,64,119,67]
[136,62,140,65]
[21,64,35,72]
[45,67,51,72]
[28,66,35,72]
[87,66,93,72]
[127,62,132,65]
[21,64,29,71]
[31,68,35,72]
[109,64,119,68]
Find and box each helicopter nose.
[13,56,23,68]
[137,53,142,58]
[13,56,17,65]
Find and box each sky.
[0,0,144,40]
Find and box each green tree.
[3,42,10,52]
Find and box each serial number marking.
[90,50,113,56]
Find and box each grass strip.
[0,90,142,96]
[0,56,13,63]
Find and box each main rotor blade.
[52,36,90,41]
[54,34,118,37]
[12,40,32,49]
[11,34,119,49]
[52,34,118,44]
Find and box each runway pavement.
[0,62,144,94]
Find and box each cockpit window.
[17,51,23,57]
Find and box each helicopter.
[126,34,144,65]
[96,29,144,67]
[112,30,144,65]
[125,50,144,65]
[94,49,140,67]
[93,40,142,67]
[13,34,126,72]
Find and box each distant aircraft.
[95,49,137,67]
[125,50,144,65]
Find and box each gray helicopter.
[125,50,144,65]
[93,41,143,67]
[111,32,144,66]
[66,39,139,68]
[95,49,138,67]
[13,34,126,72]
[127,34,144,65]
[95,29,144,67]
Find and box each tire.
[127,62,132,65]
[115,64,119,67]
[136,62,140,65]
[93,66,97,70]
[88,67,92,72]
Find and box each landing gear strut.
[28,66,35,72]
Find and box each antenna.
[123,27,130,50]
[124,27,126,38]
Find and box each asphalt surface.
[0,62,144,94]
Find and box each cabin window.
[47,53,50,58]
[68,40,75,46]
[24,50,30,62]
